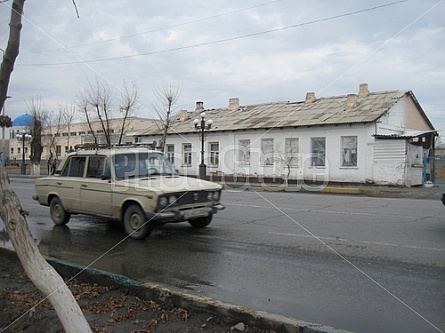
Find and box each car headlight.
[159,197,168,207]
[168,195,177,205]
[213,191,220,201]
[207,191,220,201]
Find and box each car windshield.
[113,152,178,180]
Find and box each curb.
[47,256,355,333]
[320,187,362,195]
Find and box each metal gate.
[423,156,445,185]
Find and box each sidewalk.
[7,166,444,201]
[222,181,444,200]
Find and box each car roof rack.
[74,143,156,151]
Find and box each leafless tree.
[78,77,139,147]
[61,104,76,151]
[0,1,92,331]
[42,104,65,160]
[117,80,138,145]
[274,138,299,187]
[152,80,181,152]
[27,97,46,176]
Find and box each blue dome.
[12,114,33,126]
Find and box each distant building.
[8,116,156,163]
[135,83,437,187]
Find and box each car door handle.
[57,181,62,185]
[81,183,88,188]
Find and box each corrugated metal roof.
[137,90,408,136]
[373,130,437,139]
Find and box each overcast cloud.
[1,0,444,137]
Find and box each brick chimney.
[228,97,240,111]
[179,109,189,121]
[346,94,358,108]
[195,101,204,114]
[305,92,316,103]
[358,83,370,98]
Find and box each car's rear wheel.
[188,214,213,228]
[50,197,71,225]
[123,204,152,240]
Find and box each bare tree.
[61,104,76,151]
[117,80,138,145]
[274,138,299,187]
[0,1,92,332]
[152,80,181,152]
[78,77,138,147]
[27,97,46,175]
[42,104,65,160]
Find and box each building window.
[62,132,69,137]
[238,139,250,164]
[182,144,192,166]
[342,136,358,167]
[285,138,299,166]
[311,137,325,166]
[70,132,77,136]
[261,138,274,165]
[56,145,61,157]
[166,144,175,164]
[78,131,85,135]
[209,142,219,166]
[17,147,21,154]
[10,148,14,154]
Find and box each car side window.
[86,156,106,178]
[61,156,86,177]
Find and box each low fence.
[424,156,445,185]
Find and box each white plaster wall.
[142,122,377,184]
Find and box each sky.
[1,0,445,138]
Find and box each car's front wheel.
[50,197,71,225]
[188,214,213,228]
[123,204,152,240]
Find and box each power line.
[21,0,284,55]
[18,0,409,67]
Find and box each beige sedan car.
[33,147,224,240]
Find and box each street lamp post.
[193,112,213,179]
[16,129,31,175]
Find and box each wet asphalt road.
[3,178,445,333]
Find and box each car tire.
[123,204,152,240]
[50,197,71,225]
[188,214,213,228]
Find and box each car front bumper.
[146,204,225,223]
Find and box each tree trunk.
[31,162,40,176]
[0,165,92,332]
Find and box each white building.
[136,83,437,187]
[8,116,155,164]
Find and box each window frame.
[166,144,175,165]
[285,137,299,167]
[311,137,326,167]
[209,142,219,166]
[182,143,192,166]
[261,138,274,166]
[341,136,358,167]
[238,139,250,164]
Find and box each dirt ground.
[0,249,275,333]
